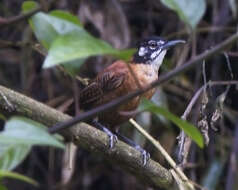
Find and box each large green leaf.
[43,31,135,68]
[21,1,135,71]
[0,170,38,186]
[22,1,85,49]
[139,99,204,148]
[160,0,206,29]
[0,144,31,171]
[0,117,65,149]
[50,10,82,27]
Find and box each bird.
[79,36,185,165]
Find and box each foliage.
[22,1,135,75]
[0,170,38,187]
[0,0,237,189]
[160,0,206,30]
[0,117,64,186]
[139,99,204,148]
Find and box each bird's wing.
[79,82,103,109]
[79,71,125,109]
[99,71,125,92]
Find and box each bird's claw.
[141,149,150,166]
[135,145,150,166]
[108,133,118,149]
[91,120,118,149]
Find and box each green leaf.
[0,170,38,186]
[160,0,206,29]
[21,3,135,71]
[43,31,135,68]
[139,99,204,148]
[0,114,6,121]
[31,12,84,49]
[50,10,82,27]
[0,184,7,190]
[61,59,86,76]
[22,2,82,27]
[22,1,38,13]
[0,117,64,171]
[0,144,31,171]
[0,116,65,149]
[115,49,136,61]
[22,2,85,49]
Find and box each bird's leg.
[91,120,118,149]
[114,131,150,166]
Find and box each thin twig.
[48,32,238,134]
[166,26,236,39]
[129,118,195,190]
[226,51,238,57]
[177,80,238,164]
[223,52,234,79]
[0,7,42,28]
[178,60,207,162]
[202,61,207,89]
[225,122,238,190]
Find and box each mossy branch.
[0,85,178,190]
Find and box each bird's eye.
[149,42,157,49]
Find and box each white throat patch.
[150,49,161,59]
[151,50,167,71]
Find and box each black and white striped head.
[133,37,185,69]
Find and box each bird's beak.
[161,40,186,50]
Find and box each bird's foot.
[115,132,150,166]
[101,126,118,149]
[135,145,150,166]
[92,120,118,149]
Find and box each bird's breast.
[116,63,158,110]
[97,62,158,126]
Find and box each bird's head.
[133,36,185,70]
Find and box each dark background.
[0,0,238,189]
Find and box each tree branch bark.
[0,85,178,190]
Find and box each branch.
[49,32,238,134]
[0,7,41,28]
[177,80,238,164]
[0,85,178,190]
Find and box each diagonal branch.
[49,32,238,134]
[0,85,178,190]
[0,7,42,28]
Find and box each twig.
[177,80,238,164]
[166,26,236,39]
[48,32,238,134]
[223,52,234,79]
[226,51,238,57]
[61,143,77,185]
[129,118,195,190]
[225,121,238,190]
[0,7,42,28]
[170,169,187,190]
[178,60,207,163]
[202,61,207,89]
